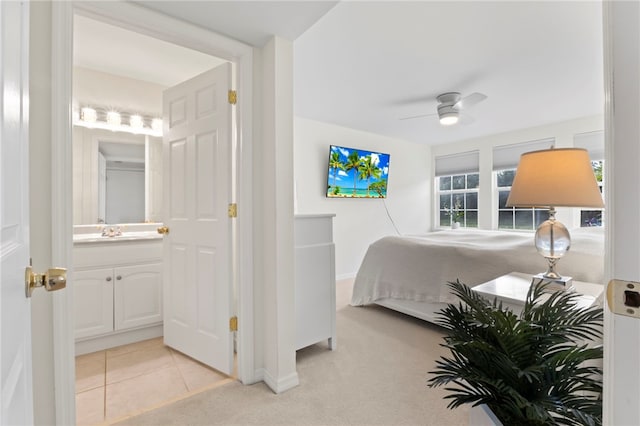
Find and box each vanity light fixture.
[74,106,162,137]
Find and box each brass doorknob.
[25,266,67,298]
[157,226,169,235]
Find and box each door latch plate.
[607,279,640,318]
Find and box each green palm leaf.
[429,280,603,425]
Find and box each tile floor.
[75,337,233,425]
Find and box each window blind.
[574,131,604,161]
[492,138,555,171]
[435,150,479,176]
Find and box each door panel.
[0,2,33,423]
[162,63,233,374]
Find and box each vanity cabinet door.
[74,268,114,339]
[114,263,162,331]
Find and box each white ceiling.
[133,1,339,48]
[74,15,225,87]
[75,1,603,146]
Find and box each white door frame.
[602,1,640,424]
[51,2,256,423]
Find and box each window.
[574,131,605,227]
[437,173,479,228]
[435,151,479,228]
[580,160,604,227]
[496,169,548,230]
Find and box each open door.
[1,2,34,423]
[161,63,234,375]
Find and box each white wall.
[258,37,298,393]
[430,115,604,230]
[73,66,165,115]
[294,118,430,279]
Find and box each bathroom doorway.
[71,12,237,423]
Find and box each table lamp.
[506,148,604,289]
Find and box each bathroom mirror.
[72,126,163,225]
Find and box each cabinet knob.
[106,276,112,282]
[116,275,122,280]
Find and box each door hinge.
[228,90,237,105]
[228,203,237,218]
[229,316,238,331]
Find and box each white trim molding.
[51,3,76,424]
[262,370,300,395]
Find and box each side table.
[472,272,604,316]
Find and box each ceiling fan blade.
[399,112,437,121]
[459,112,476,125]
[455,92,487,110]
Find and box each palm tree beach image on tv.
[326,145,390,198]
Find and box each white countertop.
[73,231,163,244]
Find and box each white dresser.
[294,214,336,350]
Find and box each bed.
[349,228,605,323]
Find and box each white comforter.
[350,228,604,306]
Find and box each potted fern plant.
[429,280,603,426]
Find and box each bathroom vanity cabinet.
[73,236,163,354]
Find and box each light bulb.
[81,107,97,123]
[130,114,144,129]
[106,111,121,126]
[439,114,459,126]
[151,118,163,133]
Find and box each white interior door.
[162,63,234,375]
[1,1,34,423]
[604,2,640,423]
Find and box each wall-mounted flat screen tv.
[326,145,390,198]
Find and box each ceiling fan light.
[439,111,459,126]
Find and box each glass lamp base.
[534,212,571,281]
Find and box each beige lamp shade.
[506,148,604,208]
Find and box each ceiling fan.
[400,92,488,126]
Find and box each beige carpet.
[115,279,468,425]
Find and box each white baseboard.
[262,369,300,394]
[74,325,163,355]
[244,367,264,385]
